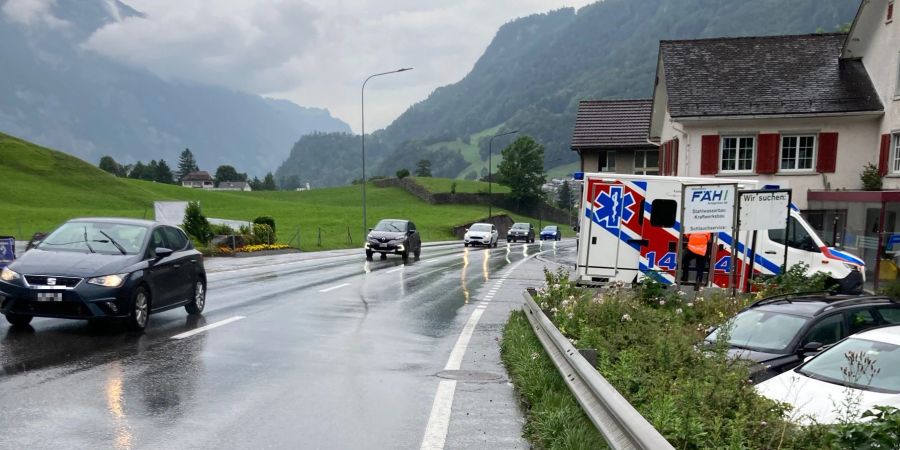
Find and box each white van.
[574,173,865,293]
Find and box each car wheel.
[126,286,150,332]
[185,280,206,315]
[5,313,33,327]
[380,253,387,260]
[464,243,469,247]
[366,250,373,261]
[414,247,421,261]
[402,250,410,262]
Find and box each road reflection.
[505,243,511,264]
[482,248,491,281]
[105,362,133,450]
[461,248,470,304]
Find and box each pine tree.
[156,159,175,184]
[177,148,199,181]
[249,176,262,191]
[262,172,277,191]
[557,180,574,210]
[415,159,432,177]
[128,161,147,179]
[146,160,160,181]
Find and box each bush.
[450,181,457,194]
[860,163,883,191]
[253,216,276,234]
[396,168,410,179]
[183,201,212,244]
[252,223,275,245]
[753,262,829,298]
[210,223,235,236]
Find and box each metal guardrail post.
[521,291,674,450]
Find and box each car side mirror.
[407,230,415,235]
[154,247,174,260]
[368,228,373,232]
[464,228,469,232]
[800,341,823,355]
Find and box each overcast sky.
[75,0,594,133]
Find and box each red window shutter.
[700,135,720,175]
[665,141,672,175]
[756,133,779,174]
[816,132,838,173]
[659,142,667,176]
[880,134,892,176]
[671,139,679,176]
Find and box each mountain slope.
[379,0,860,171]
[0,1,349,177]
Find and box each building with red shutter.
[647,0,900,284]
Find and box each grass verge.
[500,310,605,449]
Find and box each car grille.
[25,275,82,287]
[12,301,92,318]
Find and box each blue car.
[540,225,561,241]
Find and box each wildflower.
[552,284,561,289]
[621,314,632,322]
[540,302,548,309]
[658,299,666,306]
[686,302,694,308]
[568,295,575,301]
[530,352,539,360]
[759,421,768,427]
[675,308,683,314]
[568,338,578,345]
[551,307,559,314]
[567,312,574,320]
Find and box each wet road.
[0,240,576,449]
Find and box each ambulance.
[574,173,865,293]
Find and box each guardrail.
[521,291,674,450]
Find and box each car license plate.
[36,292,63,302]
[379,244,387,248]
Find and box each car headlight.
[364,242,371,249]
[86,274,127,288]
[843,263,860,272]
[1,267,20,282]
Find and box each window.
[768,216,820,252]
[877,307,900,324]
[599,151,616,172]
[148,229,168,256]
[893,133,900,173]
[633,150,659,175]
[780,135,816,171]
[162,227,188,250]
[802,314,845,347]
[846,309,878,335]
[720,136,755,172]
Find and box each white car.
[464,223,498,248]
[756,326,900,424]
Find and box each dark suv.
[507,223,535,243]
[705,292,900,383]
[365,219,421,262]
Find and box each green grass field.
[0,133,566,250]
[410,177,510,194]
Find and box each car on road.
[704,292,900,383]
[540,225,562,241]
[365,219,421,262]
[0,218,206,331]
[756,325,900,424]
[464,223,498,248]
[506,223,535,243]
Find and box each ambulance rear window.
[650,199,677,228]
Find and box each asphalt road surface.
[0,240,577,449]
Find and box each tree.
[496,136,546,208]
[557,180,574,210]
[396,168,410,179]
[156,159,175,184]
[214,165,247,186]
[249,176,262,191]
[128,161,148,180]
[146,160,160,182]
[262,172,277,191]
[177,148,199,181]
[99,156,124,177]
[183,201,212,244]
[415,159,433,177]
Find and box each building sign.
[0,237,15,269]
[683,184,736,234]
[739,190,790,231]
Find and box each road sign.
[739,190,790,231]
[682,184,737,234]
[0,236,15,269]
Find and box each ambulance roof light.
[573,172,584,180]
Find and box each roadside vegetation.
[503,268,900,449]
[0,133,563,250]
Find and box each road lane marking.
[387,267,404,274]
[171,316,245,340]
[319,282,351,293]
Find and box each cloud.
[1,0,69,28]
[83,0,594,132]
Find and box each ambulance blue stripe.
[585,208,641,251]
[828,247,864,266]
[717,232,781,274]
[639,263,673,285]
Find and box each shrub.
[252,223,275,245]
[753,262,829,298]
[183,201,212,244]
[396,168,410,179]
[253,216,276,234]
[450,181,457,194]
[210,223,235,236]
[860,163,883,191]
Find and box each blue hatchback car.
[540,225,561,241]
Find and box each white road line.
[319,282,351,293]
[170,316,245,340]
[387,267,404,274]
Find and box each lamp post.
[361,67,413,240]
[487,130,519,218]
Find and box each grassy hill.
[0,133,566,250]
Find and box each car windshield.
[707,309,809,353]
[37,222,148,255]
[470,224,491,232]
[542,226,557,232]
[373,220,406,232]
[512,223,529,229]
[797,337,900,394]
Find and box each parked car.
[704,292,900,383]
[0,218,206,331]
[756,325,900,424]
[365,219,421,262]
[506,223,535,243]
[540,225,562,241]
[464,223,498,247]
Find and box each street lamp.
[361,67,413,240]
[487,130,519,218]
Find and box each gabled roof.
[659,33,883,118]
[571,99,655,150]
[182,171,213,182]
[218,181,249,189]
